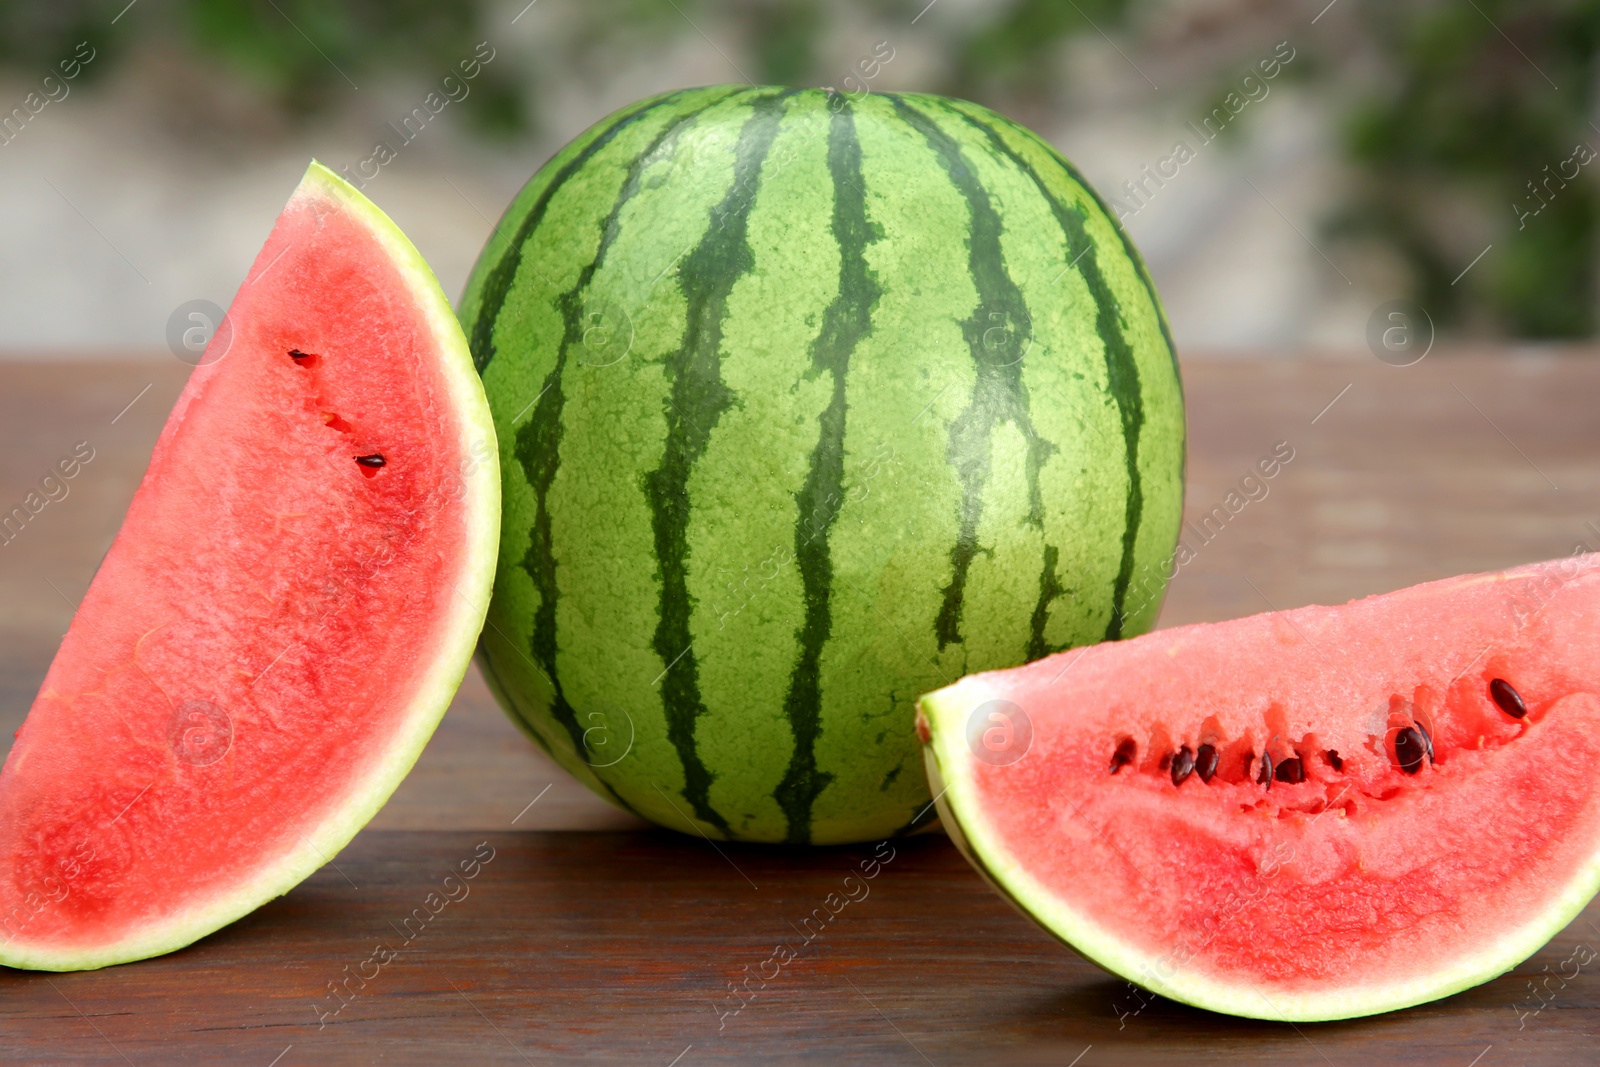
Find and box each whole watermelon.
[460,86,1184,844]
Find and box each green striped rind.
[463,87,1185,844]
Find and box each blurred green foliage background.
[2,0,1597,340]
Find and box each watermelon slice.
[917,555,1600,1020]
[0,162,498,971]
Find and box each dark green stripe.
[473,638,558,760]
[933,97,1149,641]
[645,89,791,837]
[939,96,1177,380]
[476,634,648,819]
[1026,544,1065,661]
[469,90,695,374]
[772,97,881,844]
[1040,122,1183,507]
[890,794,942,836]
[887,94,1057,652]
[513,92,736,814]
[1055,146,1178,377]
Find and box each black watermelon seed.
[1109,738,1137,774]
[355,454,386,468]
[1195,743,1219,783]
[1275,757,1304,784]
[1171,746,1195,786]
[1325,749,1343,771]
[1415,721,1435,764]
[289,349,314,362]
[1394,727,1426,775]
[1489,678,1527,719]
[1257,752,1273,788]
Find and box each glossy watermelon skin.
[460,86,1184,844]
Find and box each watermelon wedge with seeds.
[0,162,498,971]
[917,555,1600,1020]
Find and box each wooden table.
[1,352,1597,1064]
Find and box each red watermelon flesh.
[0,162,498,971]
[917,555,1600,1020]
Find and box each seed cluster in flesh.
[286,347,390,472]
[1107,678,1534,797]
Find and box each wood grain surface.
[1,352,1598,1064]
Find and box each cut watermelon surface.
[917,555,1600,1020]
[0,162,498,971]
